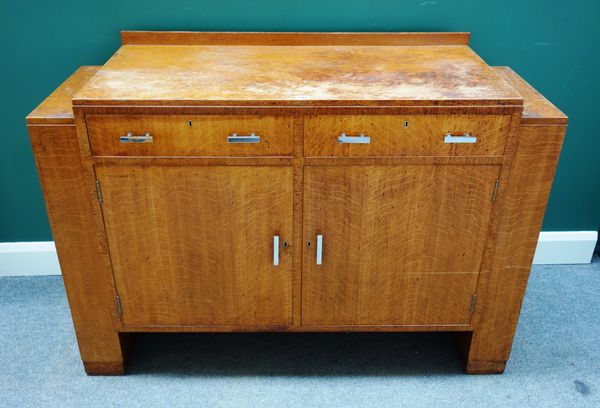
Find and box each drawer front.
[87,115,294,156]
[304,115,511,157]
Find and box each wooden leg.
[464,332,508,374]
[457,124,567,375]
[83,361,125,376]
[455,331,508,374]
[29,125,132,376]
[465,359,507,375]
[80,332,133,375]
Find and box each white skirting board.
[532,231,598,265]
[0,242,61,276]
[0,232,597,276]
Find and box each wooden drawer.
[304,115,511,157]
[86,115,294,156]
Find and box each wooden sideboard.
[26,31,567,375]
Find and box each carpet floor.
[1,258,599,407]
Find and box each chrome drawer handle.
[444,132,477,144]
[227,133,261,143]
[273,235,280,266]
[316,234,323,265]
[120,132,153,143]
[338,133,371,144]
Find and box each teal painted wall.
[1,0,599,241]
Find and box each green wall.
[1,0,598,241]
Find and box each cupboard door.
[96,165,293,327]
[302,165,500,326]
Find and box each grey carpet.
[1,259,599,407]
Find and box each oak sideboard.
[27,31,567,375]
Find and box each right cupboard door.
[302,165,501,326]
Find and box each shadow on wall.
[127,332,464,376]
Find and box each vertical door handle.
[273,235,280,266]
[316,234,323,265]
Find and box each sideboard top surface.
[73,32,522,108]
[27,66,100,125]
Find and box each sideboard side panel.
[28,124,127,375]
[466,123,566,373]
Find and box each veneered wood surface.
[493,67,567,125]
[304,115,511,157]
[75,105,518,117]
[466,123,566,372]
[26,66,99,124]
[117,324,470,332]
[96,165,293,327]
[28,124,127,372]
[121,31,470,46]
[87,114,294,156]
[302,165,500,325]
[73,44,522,107]
[291,116,304,326]
[26,36,568,375]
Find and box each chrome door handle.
[227,133,261,143]
[316,234,323,265]
[120,132,153,143]
[273,235,280,266]
[338,133,371,144]
[444,132,477,144]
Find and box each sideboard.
[26,31,567,375]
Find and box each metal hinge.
[95,180,103,205]
[115,295,122,316]
[469,294,478,314]
[491,179,500,203]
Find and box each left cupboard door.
[95,165,293,327]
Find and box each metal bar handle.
[120,132,153,143]
[338,132,371,144]
[227,133,261,143]
[444,132,477,144]
[273,235,280,266]
[316,234,323,265]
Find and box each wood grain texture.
[96,165,293,327]
[121,31,470,46]
[75,105,518,117]
[302,165,500,325]
[73,44,522,107]
[304,115,511,157]
[291,115,304,326]
[28,34,567,375]
[26,66,99,124]
[121,31,471,46]
[464,360,507,375]
[93,156,295,167]
[83,361,126,376]
[118,324,470,332]
[304,156,504,166]
[493,67,567,125]
[87,114,293,156]
[28,124,127,374]
[466,123,567,373]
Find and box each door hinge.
[469,294,478,314]
[491,179,500,203]
[95,180,103,205]
[115,295,122,316]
